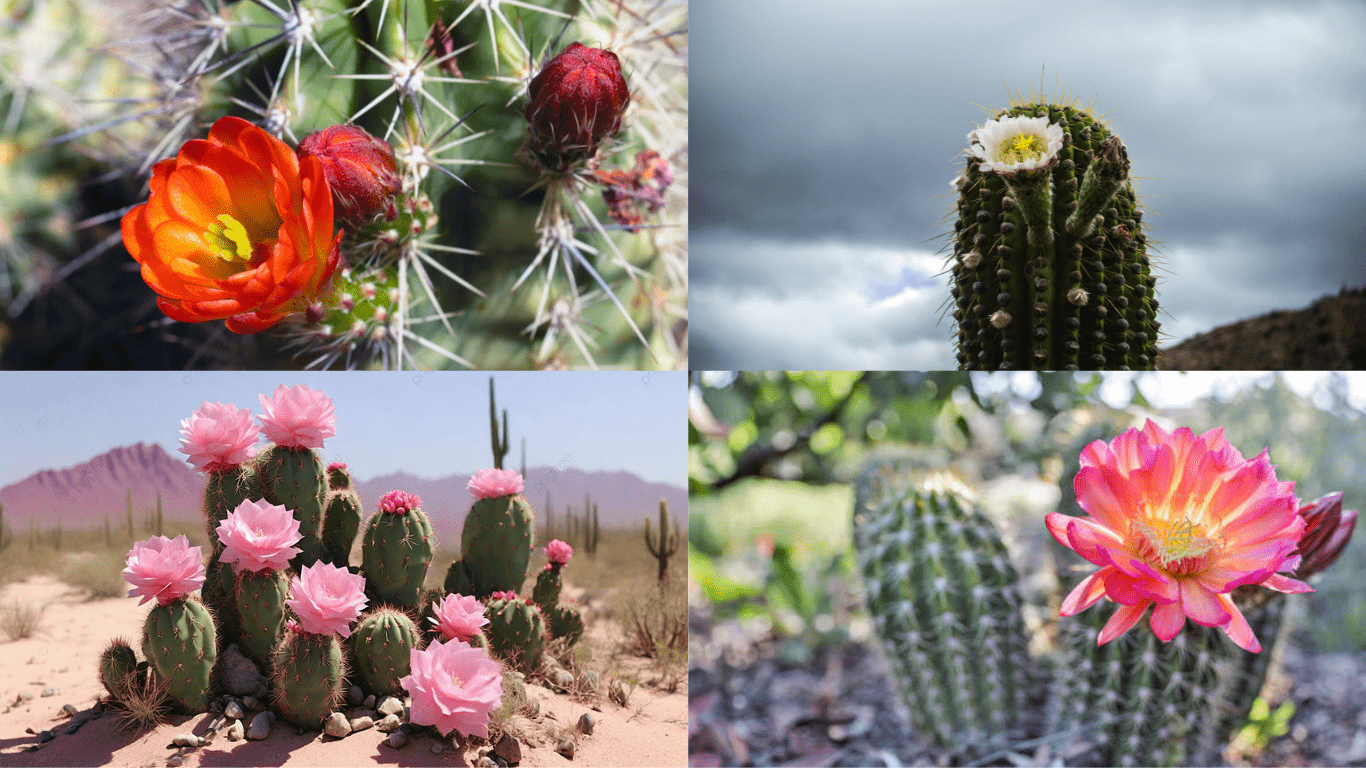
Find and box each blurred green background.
[689,371,1366,657]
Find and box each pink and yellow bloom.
[216,499,303,574]
[178,401,260,472]
[258,384,336,449]
[286,562,368,637]
[1047,420,1311,653]
[400,638,503,738]
[467,468,523,499]
[429,593,489,642]
[123,535,206,606]
[545,539,572,566]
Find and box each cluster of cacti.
[852,465,1029,753]
[18,0,686,369]
[565,494,602,555]
[444,488,535,600]
[949,92,1159,370]
[645,498,680,582]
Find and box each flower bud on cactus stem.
[525,43,630,171]
[298,124,401,226]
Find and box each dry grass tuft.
[0,600,45,641]
[108,667,171,735]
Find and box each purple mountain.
[0,443,202,528]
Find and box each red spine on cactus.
[298,124,401,226]
[525,43,630,171]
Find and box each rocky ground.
[688,608,1366,768]
[1159,287,1366,370]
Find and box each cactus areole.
[950,97,1160,370]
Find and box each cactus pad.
[350,607,422,696]
[141,596,217,713]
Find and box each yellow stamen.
[204,214,253,262]
[997,133,1048,165]
[1133,516,1218,575]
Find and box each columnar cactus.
[236,570,291,665]
[259,445,327,569]
[644,498,680,582]
[350,607,422,696]
[321,463,363,567]
[361,490,435,609]
[445,469,535,599]
[489,377,509,470]
[483,595,546,672]
[851,464,1029,752]
[533,540,583,645]
[949,95,1159,370]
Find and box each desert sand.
[0,575,687,767]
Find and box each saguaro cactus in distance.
[644,498,679,582]
[949,88,1159,371]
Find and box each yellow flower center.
[450,673,465,688]
[1133,516,1219,575]
[997,133,1048,165]
[204,214,254,262]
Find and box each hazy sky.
[691,0,1366,369]
[0,372,684,487]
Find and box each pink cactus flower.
[379,490,422,514]
[545,539,573,566]
[467,468,524,499]
[400,638,503,738]
[286,562,368,637]
[258,384,336,449]
[1048,420,1312,653]
[327,461,347,471]
[178,401,260,472]
[216,499,303,574]
[123,535,206,606]
[429,593,490,642]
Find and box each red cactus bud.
[297,124,401,225]
[525,42,629,171]
[1292,492,1357,579]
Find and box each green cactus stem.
[484,596,545,672]
[322,465,362,567]
[141,596,217,713]
[444,491,535,599]
[644,498,679,582]
[272,629,346,729]
[350,607,421,696]
[204,466,263,556]
[234,569,290,667]
[360,492,435,610]
[489,377,509,470]
[951,99,1159,370]
[852,464,1029,753]
[259,445,327,570]
[98,638,139,700]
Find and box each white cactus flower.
[968,115,1064,174]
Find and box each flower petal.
[1149,601,1185,641]
[1178,579,1231,627]
[1060,571,1108,616]
[1216,593,1262,653]
[1098,601,1149,645]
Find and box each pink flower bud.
[298,124,401,226]
[525,43,629,171]
[379,490,422,514]
[545,539,573,566]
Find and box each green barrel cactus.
[272,630,347,729]
[259,445,327,570]
[851,463,1029,752]
[350,607,422,696]
[141,596,217,712]
[234,569,290,666]
[484,596,546,672]
[98,638,139,700]
[950,96,1159,370]
[361,490,435,610]
[321,464,362,567]
[444,490,535,599]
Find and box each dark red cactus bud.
[1292,492,1357,579]
[297,124,401,226]
[525,42,629,171]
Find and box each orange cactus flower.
[121,116,343,334]
[1048,420,1311,653]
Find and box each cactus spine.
[234,569,290,667]
[350,607,421,696]
[950,98,1159,370]
[444,491,535,599]
[322,466,363,567]
[361,496,435,610]
[259,445,327,570]
[489,377,509,470]
[141,596,217,712]
[272,630,346,729]
[852,464,1029,752]
[484,596,546,672]
[644,498,679,582]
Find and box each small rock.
[171,733,201,747]
[494,732,522,764]
[226,720,245,742]
[377,696,404,717]
[324,712,351,738]
[556,736,576,758]
[65,721,87,736]
[399,722,421,735]
[247,712,273,740]
[225,700,244,720]
[385,730,408,749]
[38,730,54,743]
[578,712,595,735]
[476,756,498,768]
[549,669,574,692]
[16,691,34,703]
[242,696,264,711]
[375,714,402,733]
[363,694,375,709]
[431,742,443,754]
[348,707,376,721]
[205,715,224,733]
[350,716,374,732]
[61,704,78,716]
[168,756,183,767]
[220,645,268,698]
[348,685,364,706]
[580,671,599,690]
[40,688,59,698]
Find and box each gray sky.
[692,0,1366,369]
[0,372,684,486]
